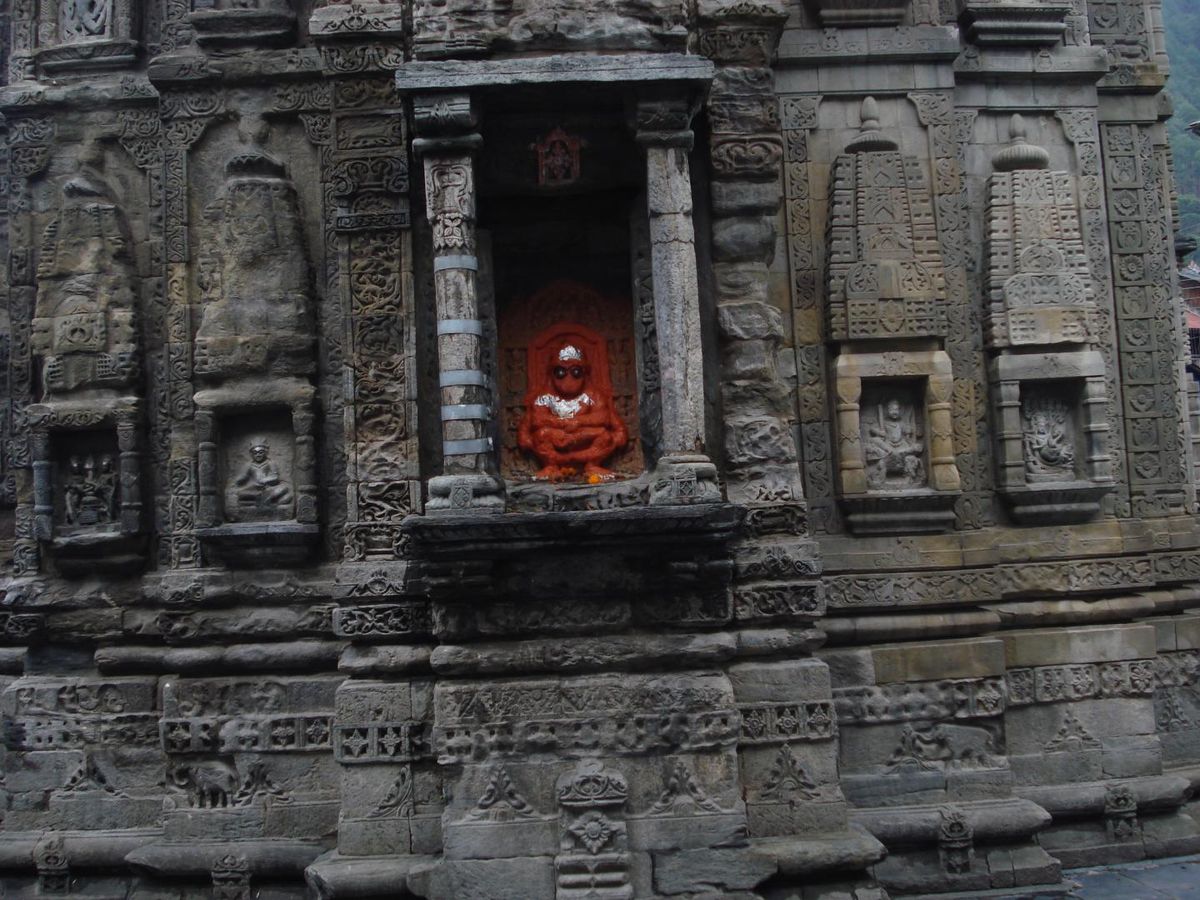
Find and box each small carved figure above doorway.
[533,127,583,187]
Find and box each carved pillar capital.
[633,97,699,151]
[411,93,482,155]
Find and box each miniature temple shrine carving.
[1,0,1199,897]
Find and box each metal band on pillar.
[411,91,504,513]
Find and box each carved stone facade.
[0,1,1198,897]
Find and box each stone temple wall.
[0,1,1198,898]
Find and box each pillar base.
[425,474,506,515]
[649,454,722,505]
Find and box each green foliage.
[1165,0,1200,258]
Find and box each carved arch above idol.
[29,149,146,575]
[825,99,961,533]
[192,148,319,566]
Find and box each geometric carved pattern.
[826,118,949,341]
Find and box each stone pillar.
[635,98,719,503]
[412,93,503,514]
[926,367,961,493]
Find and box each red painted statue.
[517,322,629,481]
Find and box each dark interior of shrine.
[477,93,650,479]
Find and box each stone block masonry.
[0,0,1198,897]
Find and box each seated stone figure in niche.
[1023,405,1075,480]
[863,397,925,490]
[63,454,116,527]
[518,323,629,482]
[226,439,294,521]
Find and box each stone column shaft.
[423,153,489,475]
[645,144,706,457]
[413,93,502,513]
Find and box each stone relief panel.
[833,350,960,533]
[32,153,139,399]
[787,92,984,534]
[859,383,927,492]
[1020,384,1080,482]
[179,111,328,566]
[1102,122,1192,517]
[984,117,1098,349]
[412,0,687,57]
[193,150,315,381]
[53,430,120,529]
[219,413,296,523]
[32,0,139,74]
[825,98,948,342]
[23,137,148,574]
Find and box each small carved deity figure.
[61,0,111,38]
[64,454,116,527]
[534,127,582,187]
[863,397,925,489]
[1022,401,1075,480]
[227,439,294,521]
[518,338,629,482]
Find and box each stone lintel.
[395,54,714,93]
[991,349,1106,382]
[871,638,1006,683]
[777,26,962,66]
[1002,624,1158,668]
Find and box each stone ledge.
[403,502,742,558]
[0,829,159,870]
[852,798,1050,848]
[1015,774,1191,818]
[394,54,714,92]
[126,838,327,879]
[304,851,441,900]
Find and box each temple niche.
[192,147,319,565]
[860,385,927,491]
[29,145,145,574]
[827,98,961,534]
[985,115,1114,523]
[32,0,140,74]
[476,103,657,509]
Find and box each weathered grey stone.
[430,632,738,675]
[0,0,1196,895]
[652,846,777,894]
[718,302,786,342]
